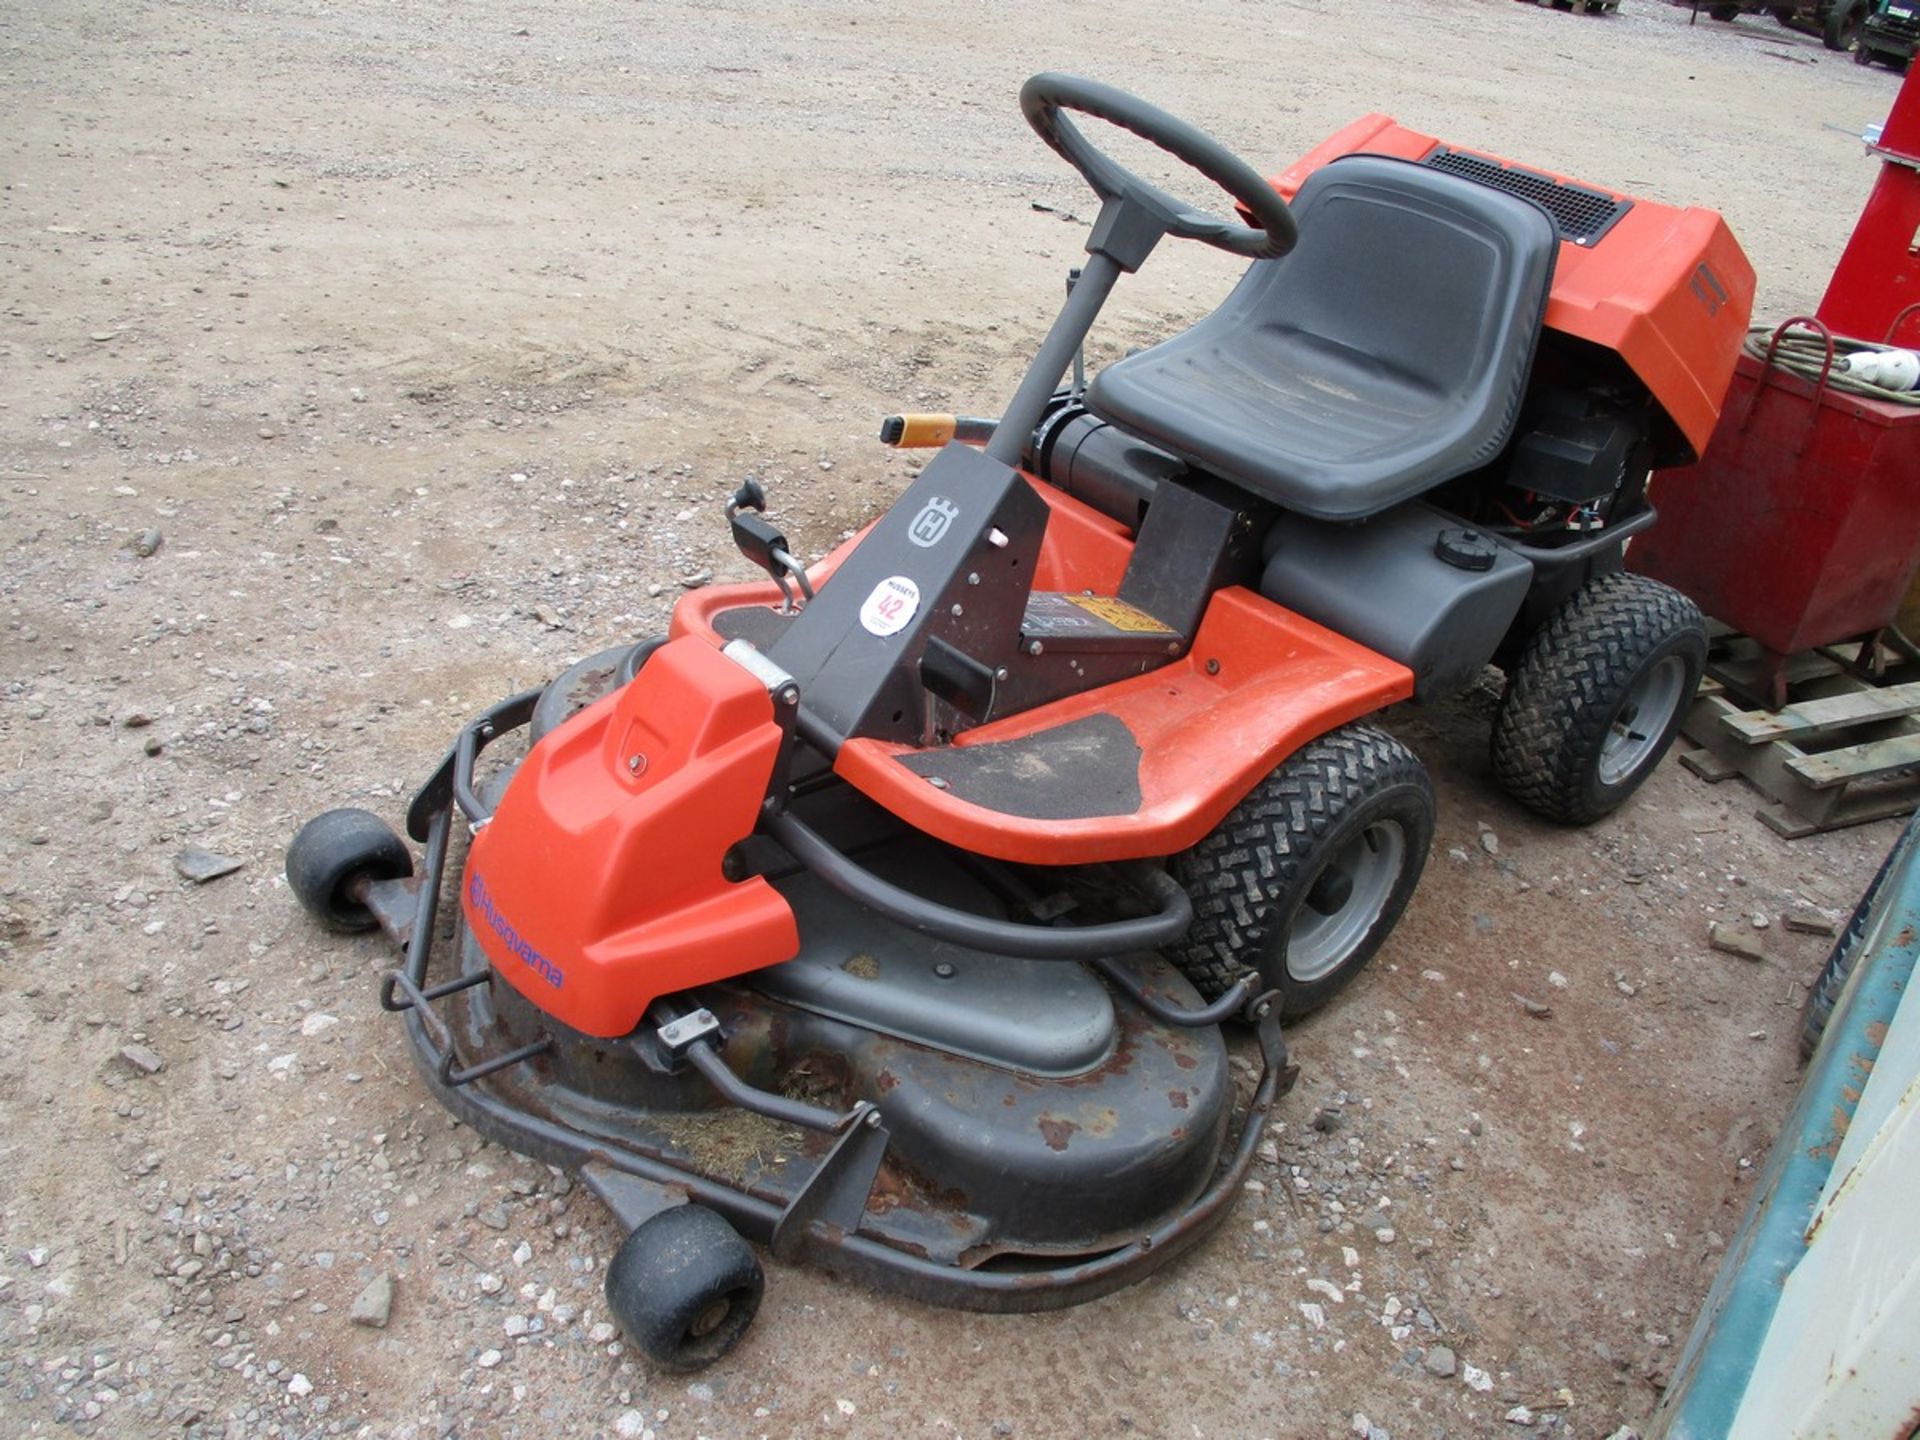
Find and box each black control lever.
[727,479,815,613]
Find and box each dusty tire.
[1824,0,1865,48]
[1169,724,1434,1020]
[1799,838,1905,1060]
[1491,573,1706,826]
[604,1205,763,1371]
[285,808,413,933]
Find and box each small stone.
[477,1272,504,1294]
[117,1044,164,1076]
[258,427,278,440]
[26,1247,50,1268]
[1462,1363,1494,1393]
[1310,1107,1344,1134]
[143,736,164,756]
[678,571,712,590]
[477,1206,509,1231]
[1547,971,1569,989]
[615,1411,647,1439]
[130,529,163,558]
[512,1241,532,1266]
[1783,908,1837,937]
[349,1274,393,1328]
[1479,830,1500,856]
[1424,1345,1458,1378]
[1506,1407,1536,1425]
[1512,993,1553,1019]
[477,1349,502,1370]
[123,713,153,729]
[299,1013,339,1038]
[287,1373,313,1398]
[589,1321,617,1343]
[503,1315,530,1338]
[90,330,119,343]
[174,848,243,884]
[1708,921,1765,962]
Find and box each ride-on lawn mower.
[287,75,1753,1367]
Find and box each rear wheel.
[604,1204,764,1371]
[1710,4,1741,20]
[1492,572,1706,825]
[1825,0,1867,49]
[1169,725,1434,1019]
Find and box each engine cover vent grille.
[1422,147,1633,246]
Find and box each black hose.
[763,808,1192,959]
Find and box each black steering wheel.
[1020,73,1297,261]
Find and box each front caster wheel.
[1169,724,1435,1020]
[605,1204,764,1371]
[284,808,413,933]
[1491,572,1707,825]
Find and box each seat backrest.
[1263,154,1555,406]
[1085,153,1560,520]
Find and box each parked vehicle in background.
[1857,0,1919,66]
[1698,1,1871,50]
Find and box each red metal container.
[1629,318,1920,704]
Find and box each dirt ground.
[1,1,1912,1436]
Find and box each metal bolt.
[1166,641,1181,656]
[994,667,1009,681]
[864,1110,882,1127]
[933,962,956,979]
[627,753,645,774]
[950,603,963,617]
[967,572,980,586]
[927,775,950,790]
[1205,658,1221,676]
[1027,640,1044,656]
[781,688,799,706]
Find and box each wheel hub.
[1598,653,1689,787]
[1287,820,1406,984]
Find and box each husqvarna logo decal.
[1689,262,1728,317]
[909,496,960,548]
[468,871,565,989]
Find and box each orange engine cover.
[1262,115,1756,464]
[461,637,798,1039]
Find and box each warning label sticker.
[1061,594,1174,634]
[859,575,920,637]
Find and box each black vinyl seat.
[1086,154,1559,522]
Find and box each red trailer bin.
[1629,318,1920,707]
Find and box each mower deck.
[371,707,1295,1313]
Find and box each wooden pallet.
[1679,638,1920,838]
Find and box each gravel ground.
[1,2,1911,1437]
